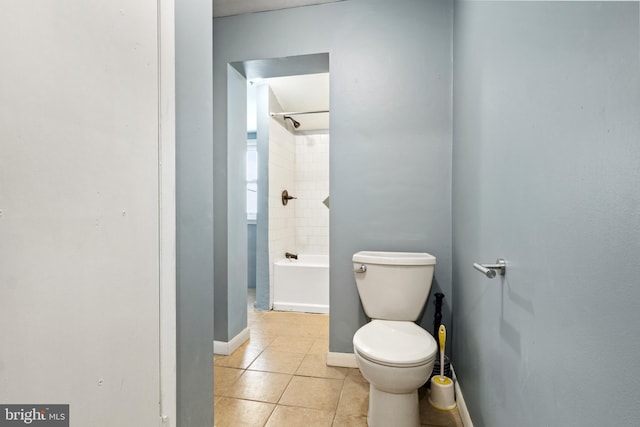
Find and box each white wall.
[0,1,165,425]
[295,132,330,255]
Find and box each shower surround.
[268,115,329,310]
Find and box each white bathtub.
[273,254,329,314]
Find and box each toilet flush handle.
[354,264,367,273]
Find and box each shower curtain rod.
[270,110,330,117]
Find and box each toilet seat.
[353,320,437,368]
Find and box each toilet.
[352,251,438,427]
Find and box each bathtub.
[273,254,329,314]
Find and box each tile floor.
[213,291,464,426]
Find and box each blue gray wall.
[255,84,271,310]
[227,65,249,339]
[176,0,214,425]
[452,2,640,426]
[248,223,256,289]
[213,0,453,352]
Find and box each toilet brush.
[431,293,451,380]
[429,324,456,410]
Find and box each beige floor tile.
[304,317,330,329]
[279,376,344,411]
[332,414,368,427]
[308,338,329,354]
[246,333,276,350]
[215,305,464,427]
[248,349,306,374]
[287,323,329,339]
[214,397,275,427]
[248,316,270,328]
[336,376,369,417]
[248,306,265,316]
[296,353,348,380]
[248,315,262,325]
[249,323,292,337]
[287,329,326,340]
[268,335,315,353]
[214,366,243,396]
[265,405,334,427]
[253,316,292,329]
[223,370,292,403]
[264,311,310,323]
[214,342,264,369]
[419,388,464,427]
[291,314,328,328]
[345,368,369,385]
[255,313,328,339]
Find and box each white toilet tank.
[353,251,436,321]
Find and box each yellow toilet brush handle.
[438,324,446,378]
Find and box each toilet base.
[367,384,420,427]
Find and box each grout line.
[222,303,373,425]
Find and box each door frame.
[159,0,176,424]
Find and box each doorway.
[229,53,330,319]
[246,72,330,313]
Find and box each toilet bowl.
[354,320,437,427]
[352,251,437,427]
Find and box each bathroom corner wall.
[214,0,453,355]
[295,132,330,255]
[452,2,640,426]
[176,0,214,424]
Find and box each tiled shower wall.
[268,121,330,280]
[268,118,296,292]
[295,132,330,256]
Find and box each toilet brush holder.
[429,324,456,410]
[430,355,451,382]
[429,376,456,410]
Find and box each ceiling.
[248,73,330,132]
[213,0,343,18]
[219,2,332,131]
[267,73,330,131]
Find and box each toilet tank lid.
[353,251,436,266]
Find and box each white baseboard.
[326,351,358,368]
[451,365,473,427]
[272,302,329,314]
[213,327,250,356]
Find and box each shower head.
[284,115,301,129]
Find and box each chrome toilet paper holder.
[473,258,506,278]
